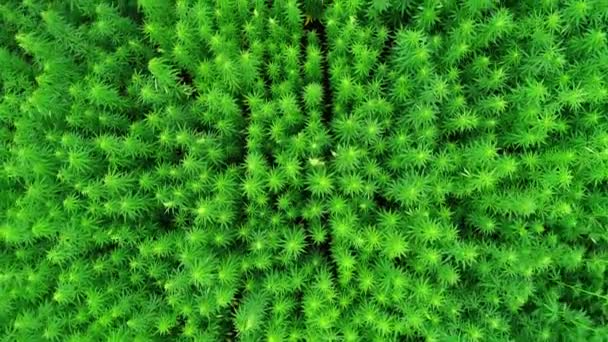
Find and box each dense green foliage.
[2,0,608,341]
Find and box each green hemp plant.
[1,0,608,341]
